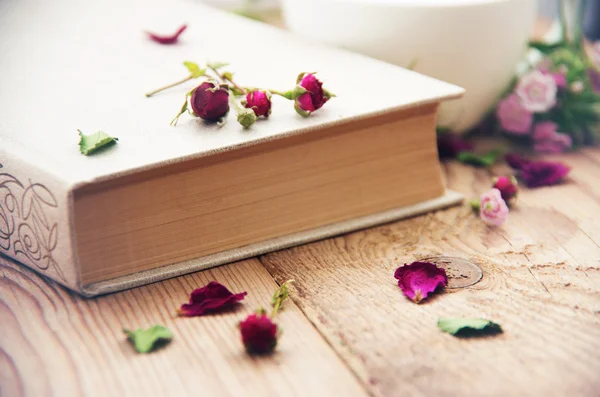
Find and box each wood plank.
[260,153,600,397]
[0,256,367,397]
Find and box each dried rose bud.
[294,73,333,116]
[239,313,279,355]
[190,81,230,121]
[492,176,518,201]
[244,90,272,117]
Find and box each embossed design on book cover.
[0,163,66,281]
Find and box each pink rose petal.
[394,262,448,303]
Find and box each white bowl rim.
[302,0,533,9]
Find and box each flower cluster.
[494,38,600,151]
[147,61,334,128]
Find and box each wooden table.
[2,150,600,397]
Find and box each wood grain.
[3,149,600,397]
[260,151,600,397]
[0,257,366,397]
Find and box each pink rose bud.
[492,176,518,201]
[240,313,279,355]
[294,73,333,116]
[515,69,557,112]
[244,90,272,117]
[496,94,533,135]
[191,81,230,121]
[570,81,584,93]
[479,188,509,226]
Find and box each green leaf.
[457,149,502,167]
[437,318,502,337]
[78,130,118,155]
[183,61,205,78]
[528,40,564,54]
[170,97,189,126]
[124,325,173,353]
[207,61,229,70]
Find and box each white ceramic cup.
[281,0,538,132]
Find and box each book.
[0,0,464,296]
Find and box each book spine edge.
[0,143,82,292]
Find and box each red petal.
[178,281,247,316]
[394,262,448,303]
[146,24,187,45]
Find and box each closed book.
[0,0,464,296]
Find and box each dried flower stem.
[209,66,246,95]
[146,75,195,97]
[270,280,294,318]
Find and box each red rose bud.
[492,175,518,201]
[240,313,279,355]
[191,81,230,121]
[294,73,333,116]
[244,90,272,117]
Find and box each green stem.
[560,0,570,43]
[145,75,194,97]
[270,298,282,318]
[209,67,246,95]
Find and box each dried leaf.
[183,61,205,78]
[437,318,503,337]
[78,130,118,155]
[124,325,173,353]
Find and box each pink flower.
[244,90,272,117]
[394,262,448,303]
[437,133,473,159]
[146,24,187,45]
[496,94,533,134]
[505,154,571,187]
[294,73,332,116]
[492,175,518,201]
[479,188,509,226]
[178,281,247,316]
[240,313,279,355]
[532,122,572,154]
[515,69,557,112]
[539,66,567,89]
[190,81,230,121]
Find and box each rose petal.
[505,153,530,170]
[505,153,571,187]
[521,160,571,187]
[146,24,187,45]
[178,281,247,316]
[394,262,448,303]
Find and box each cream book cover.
[0,0,464,296]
